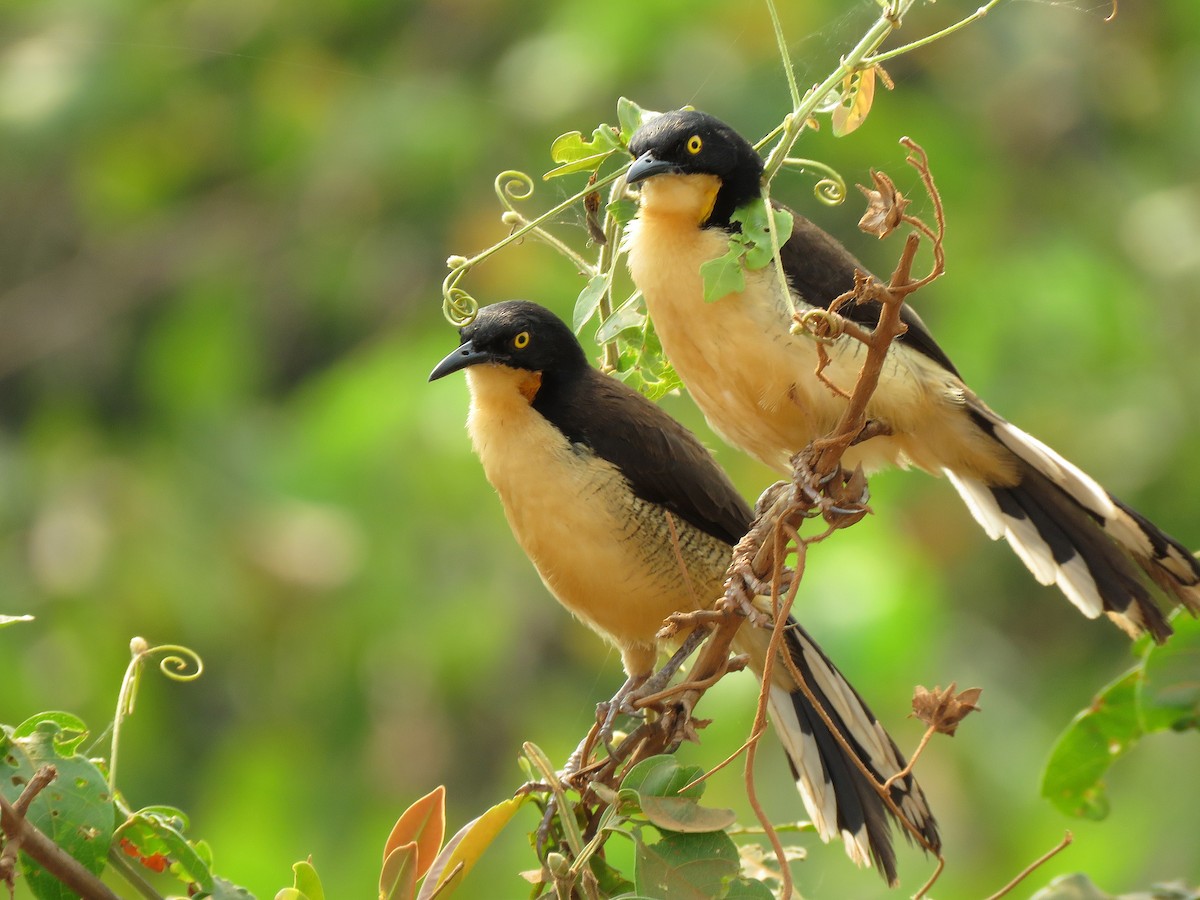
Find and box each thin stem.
[983,832,1074,900]
[106,848,166,900]
[866,0,1009,66]
[595,174,630,370]
[765,0,802,109]
[761,0,918,184]
[442,167,625,324]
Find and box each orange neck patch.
[518,370,542,403]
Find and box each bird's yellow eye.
[686,135,703,155]
[513,331,530,349]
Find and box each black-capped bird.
[429,300,939,884]
[623,109,1200,643]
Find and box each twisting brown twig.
[984,831,1073,900]
[0,767,121,900]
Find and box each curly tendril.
[494,169,536,212]
[109,638,205,790]
[793,308,844,344]
[443,283,479,328]
[147,643,204,682]
[782,157,847,206]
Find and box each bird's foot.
[792,451,872,529]
[595,673,647,756]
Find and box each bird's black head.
[428,300,588,383]
[627,109,763,226]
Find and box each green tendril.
[443,282,479,328]
[109,638,205,791]
[440,166,627,332]
[494,169,535,211]
[781,157,847,206]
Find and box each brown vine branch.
[0,766,122,900]
[984,831,1074,900]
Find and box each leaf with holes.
[633,830,741,900]
[1040,667,1141,820]
[731,201,793,271]
[831,67,876,136]
[1,721,115,900]
[115,807,216,893]
[1138,610,1200,734]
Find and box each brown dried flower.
[857,170,909,239]
[912,683,983,736]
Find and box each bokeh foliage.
[2,1,1199,897]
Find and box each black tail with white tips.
[949,402,1200,642]
[740,618,940,886]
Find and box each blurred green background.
[2,1,1198,897]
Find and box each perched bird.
[624,109,1200,643]
[429,300,939,884]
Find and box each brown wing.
[543,369,753,547]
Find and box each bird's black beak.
[429,339,491,382]
[626,150,681,185]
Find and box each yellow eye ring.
[513,331,530,349]
[686,135,703,155]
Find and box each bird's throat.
[637,173,723,226]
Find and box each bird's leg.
[595,672,648,755]
[629,626,710,706]
[595,626,710,753]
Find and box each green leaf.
[590,853,636,896]
[380,843,419,900]
[545,126,622,179]
[730,201,793,271]
[596,304,646,344]
[1,721,115,900]
[573,274,609,333]
[275,860,324,900]
[1138,610,1200,733]
[1029,873,1115,900]
[606,197,639,225]
[620,755,706,801]
[116,807,216,893]
[617,97,657,144]
[722,877,775,900]
[638,796,737,834]
[1,613,34,628]
[13,712,90,755]
[205,876,256,900]
[698,244,746,303]
[634,830,740,900]
[1040,667,1142,819]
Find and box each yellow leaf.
[832,67,876,137]
[418,796,527,900]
